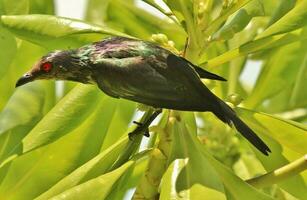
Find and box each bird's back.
[79,37,211,111]
[85,37,170,63]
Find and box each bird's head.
[16,50,93,87]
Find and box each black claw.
[128,109,162,140]
[144,129,150,137]
[128,132,134,140]
[133,121,143,126]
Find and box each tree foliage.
[0,0,306,199]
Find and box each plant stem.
[246,155,307,188]
[289,53,307,107]
[110,109,156,170]
[133,111,173,200]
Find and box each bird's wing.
[92,37,226,81]
[179,57,227,81]
[92,55,208,110]
[166,54,219,104]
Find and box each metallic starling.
[16,36,271,155]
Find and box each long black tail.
[212,99,271,155]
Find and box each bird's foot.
[128,121,150,140]
[128,109,162,140]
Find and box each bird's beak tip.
[15,73,34,88]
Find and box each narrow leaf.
[258,0,307,39]
[48,161,134,200]
[22,84,101,153]
[0,14,129,49]
[36,137,129,200]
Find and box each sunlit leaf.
[22,84,101,153]
[165,117,272,200]
[92,0,186,46]
[36,137,129,200]
[162,0,194,30]
[245,39,306,108]
[106,150,151,200]
[29,0,54,14]
[267,0,296,26]
[203,28,307,67]
[2,0,29,15]
[0,26,16,77]
[0,0,306,199]
[214,0,265,40]
[238,108,307,199]
[258,0,307,39]
[0,14,129,49]
[48,161,134,200]
[237,108,307,159]
[99,99,135,151]
[0,83,46,164]
[204,0,253,36]
[0,34,49,109]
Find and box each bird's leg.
[128,108,162,140]
[182,37,189,57]
[132,121,150,137]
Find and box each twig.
[133,111,174,199]
[246,155,307,188]
[110,109,156,170]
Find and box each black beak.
[15,73,34,87]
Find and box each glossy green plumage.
[68,37,221,110]
[16,36,271,155]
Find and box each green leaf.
[160,159,185,200]
[226,20,262,96]
[141,0,174,19]
[163,0,194,30]
[214,0,265,40]
[0,1,305,198]
[204,0,253,36]
[258,0,307,39]
[0,40,48,110]
[2,0,29,15]
[237,108,307,199]
[0,83,45,135]
[48,161,134,200]
[267,0,296,26]
[1,0,54,15]
[0,14,129,49]
[106,150,151,200]
[289,52,307,108]
[88,0,185,46]
[36,137,129,200]
[99,99,135,152]
[164,117,272,200]
[22,84,101,153]
[0,83,46,164]
[160,159,227,200]
[0,97,131,200]
[203,28,307,67]
[28,0,54,15]
[245,39,306,109]
[0,26,16,77]
[237,108,307,158]
[85,0,109,24]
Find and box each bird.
[15,36,271,155]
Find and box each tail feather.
[213,99,271,155]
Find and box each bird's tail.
[212,99,271,155]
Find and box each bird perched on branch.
[16,36,271,155]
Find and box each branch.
[110,108,156,170]
[133,110,175,199]
[246,155,307,188]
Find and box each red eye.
[42,62,52,72]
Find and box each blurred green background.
[0,0,306,199]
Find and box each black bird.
[16,36,271,155]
